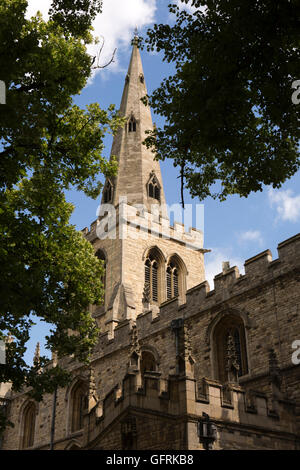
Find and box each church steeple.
[101,34,166,213]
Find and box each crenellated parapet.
[195,377,296,433]
[83,371,297,449]
[81,202,205,252]
[183,232,300,308]
[81,233,300,366]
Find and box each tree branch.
[91,36,117,69]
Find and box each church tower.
[83,35,206,338]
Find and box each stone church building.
[1,38,300,450]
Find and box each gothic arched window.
[103,181,112,203]
[70,381,89,433]
[22,402,36,449]
[147,173,160,202]
[128,116,136,132]
[213,315,248,383]
[140,351,156,375]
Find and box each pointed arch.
[65,440,82,450]
[140,345,160,375]
[142,245,166,262]
[128,115,137,132]
[20,401,37,449]
[211,313,249,383]
[147,172,161,201]
[66,378,89,434]
[140,351,157,375]
[103,180,113,204]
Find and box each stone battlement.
[82,202,205,251]
[85,233,300,354]
[185,232,300,305]
[83,371,296,448]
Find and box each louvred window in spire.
[147,172,160,202]
[103,180,113,203]
[128,115,137,132]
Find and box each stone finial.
[225,334,240,383]
[87,366,98,412]
[222,261,230,273]
[133,26,139,46]
[89,366,96,397]
[142,282,151,303]
[51,350,58,367]
[33,342,40,366]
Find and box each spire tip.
[133,26,139,46]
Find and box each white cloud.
[25,0,51,20]
[238,230,263,246]
[89,0,157,77]
[268,188,300,222]
[204,247,244,291]
[26,0,157,80]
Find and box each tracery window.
[71,381,89,433]
[213,315,248,383]
[22,402,36,449]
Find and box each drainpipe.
[50,387,57,450]
[171,318,184,375]
[50,352,58,450]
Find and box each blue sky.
[23,0,300,364]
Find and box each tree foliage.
[0,0,124,434]
[143,0,300,202]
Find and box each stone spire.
[100,33,167,214]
